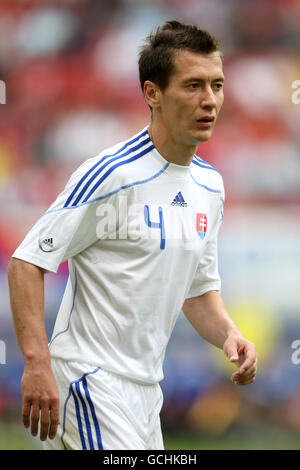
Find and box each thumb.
[223,338,239,362]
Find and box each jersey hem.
[49,355,163,386]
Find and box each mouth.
[196,116,215,128]
[196,116,215,124]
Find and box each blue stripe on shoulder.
[72,137,151,207]
[82,144,154,204]
[190,173,222,194]
[192,158,221,174]
[194,154,215,167]
[44,160,169,217]
[64,129,148,208]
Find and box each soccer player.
[8,21,258,450]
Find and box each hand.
[223,334,258,386]
[21,361,60,441]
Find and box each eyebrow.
[184,76,225,83]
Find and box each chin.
[198,135,211,143]
[192,131,212,144]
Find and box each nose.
[200,85,217,109]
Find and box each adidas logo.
[39,235,55,252]
[171,192,187,207]
[43,238,54,248]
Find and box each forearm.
[8,258,60,440]
[8,258,50,364]
[182,290,242,350]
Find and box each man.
[8,21,258,450]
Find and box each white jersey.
[13,127,225,384]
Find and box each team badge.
[196,213,207,240]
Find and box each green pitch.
[0,423,299,450]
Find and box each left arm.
[182,290,258,385]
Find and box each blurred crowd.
[0,0,300,446]
[0,0,300,259]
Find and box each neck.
[148,120,197,167]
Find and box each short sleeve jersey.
[13,127,225,384]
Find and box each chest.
[94,179,220,256]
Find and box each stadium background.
[0,0,300,450]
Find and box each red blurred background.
[1,0,300,449]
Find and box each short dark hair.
[138,20,221,93]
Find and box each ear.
[143,80,161,109]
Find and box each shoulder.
[190,154,224,198]
[61,128,154,208]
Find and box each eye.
[213,83,224,91]
[187,83,199,89]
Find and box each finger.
[231,369,257,385]
[40,400,50,441]
[223,341,239,363]
[30,401,40,437]
[49,398,60,439]
[238,351,257,374]
[229,355,239,363]
[22,399,31,428]
[232,362,257,380]
[232,370,257,385]
[234,375,256,386]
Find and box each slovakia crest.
[196,213,207,240]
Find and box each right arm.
[7,258,59,441]
[7,155,113,441]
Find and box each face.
[156,50,224,146]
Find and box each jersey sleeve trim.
[185,281,221,299]
[11,251,58,273]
